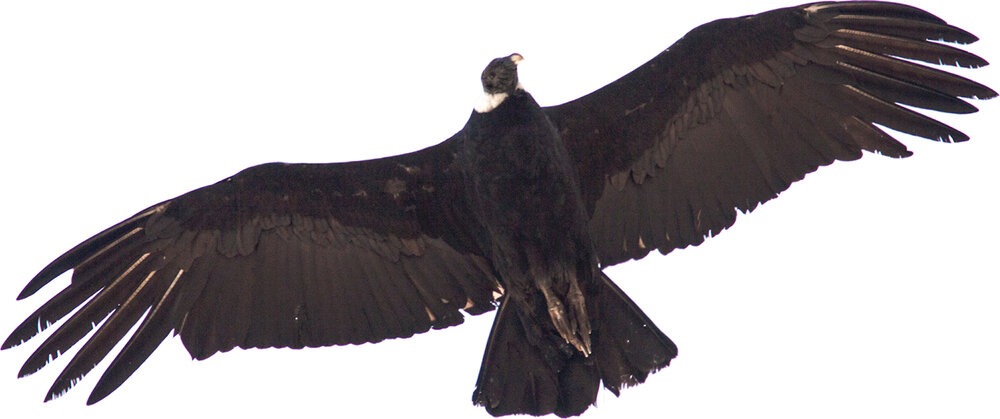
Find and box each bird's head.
[476,53,523,113]
[481,53,523,94]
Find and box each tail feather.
[591,272,677,395]
[472,272,676,417]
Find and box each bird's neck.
[474,84,526,114]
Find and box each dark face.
[481,53,522,95]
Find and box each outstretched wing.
[3,133,501,404]
[545,2,996,266]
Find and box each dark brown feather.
[547,1,997,266]
[6,135,502,402]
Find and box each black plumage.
[3,2,996,417]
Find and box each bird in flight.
[4,2,995,417]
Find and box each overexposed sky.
[1,1,997,418]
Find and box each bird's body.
[462,87,597,355]
[3,2,996,417]
[459,58,676,415]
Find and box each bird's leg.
[567,277,591,354]
[538,278,592,356]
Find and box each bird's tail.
[472,272,677,417]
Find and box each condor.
[4,2,995,417]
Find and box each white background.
[1,1,997,418]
